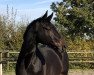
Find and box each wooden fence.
[0,51,94,75]
[0,51,94,63]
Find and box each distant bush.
[0,6,28,51]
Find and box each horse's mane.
[23,17,42,40]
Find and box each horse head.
[35,11,66,52]
[23,11,66,53]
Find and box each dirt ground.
[69,69,94,75]
[3,69,94,75]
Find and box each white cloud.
[33,1,51,5]
[32,0,62,6]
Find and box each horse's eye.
[43,26,50,30]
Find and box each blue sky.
[0,0,62,21]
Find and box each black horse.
[16,11,69,75]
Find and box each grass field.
[3,69,94,75]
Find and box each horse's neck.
[17,40,36,63]
[21,31,37,56]
[46,45,62,59]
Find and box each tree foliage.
[0,16,27,51]
[51,0,94,40]
[0,6,27,51]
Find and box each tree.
[0,16,6,50]
[51,0,94,40]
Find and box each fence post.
[6,52,9,71]
[0,52,2,75]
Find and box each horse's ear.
[46,12,53,21]
[41,10,48,19]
